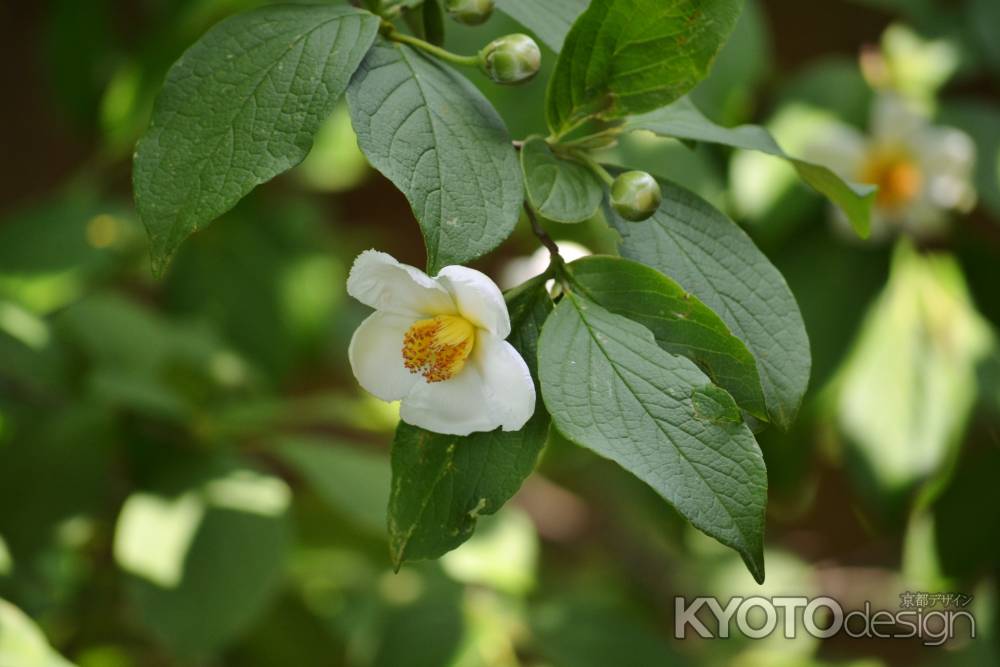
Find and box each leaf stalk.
[569,149,615,186]
[386,29,481,68]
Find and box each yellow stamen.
[402,315,475,383]
[860,148,923,211]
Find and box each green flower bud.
[610,171,662,222]
[445,0,495,26]
[479,34,541,85]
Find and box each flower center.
[860,148,923,211]
[402,315,475,383]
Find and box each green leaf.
[388,280,552,567]
[545,0,743,138]
[568,255,767,420]
[610,179,811,430]
[689,0,772,126]
[424,0,446,46]
[494,0,589,53]
[521,137,604,223]
[0,407,114,559]
[531,595,682,667]
[133,5,379,275]
[115,463,292,658]
[968,0,1000,75]
[0,193,132,278]
[275,437,390,535]
[932,444,1000,580]
[347,41,523,274]
[626,97,875,236]
[56,293,249,421]
[372,572,465,667]
[538,293,766,582]
[404,0,445,46]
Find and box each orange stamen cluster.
[860,148,923,211]
[402,315,475,383]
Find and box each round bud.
[610,171,662,222]
[445,0,495,26]
[479,34,541,85]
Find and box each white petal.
[919,127,975,170]
[474,332,536,432]
[916,127,976,211]
[436,265,510,337]
[347,250,455,317]
[870,93,926,143]
[349,311,419,401]
[399,367,496,436]
[804,123,867,181]
[901,199,948,238]
[397,333,536,436]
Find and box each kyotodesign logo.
[674,593,975,646]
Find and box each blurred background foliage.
[2,0,1000,665]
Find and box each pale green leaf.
[521,137,604,223]
[539,293,766,582]
[495,0,589,52]
[836,242,993,495]
[569,255,767,420]
[609,179,811,429]
[440,509,538,595]
[133,5,380,274]
[347,41,523,273]
[0,599,75,667]
[116,464,292,658]
[388,280,552,566]
[627,97,875,236]
[546,0,743,137]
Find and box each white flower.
[346,250,535,436]
[805,93,975,240]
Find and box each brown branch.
[523,203,561,258]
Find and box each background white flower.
[347,250,535,436]
[805,92,976,240]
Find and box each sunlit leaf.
[546,0,743,137]
[0,599,75,667]
[115,463,292,658]
[440,508,538,596]
[835,242,993,497]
